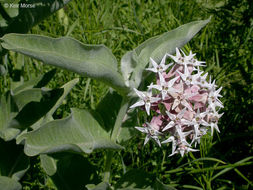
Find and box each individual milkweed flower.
[130,48,223,157]
[148,73,179,100]
[146,55,173,73]
[135,120,163,147]
[130,88,160,115]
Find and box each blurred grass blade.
[165,157,226,175]
[182,185,203,190]
[1,34,128,95]
[23,108,123,156]
[212,156,253,180]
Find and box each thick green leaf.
[0,176,21,190]
[0,86,68,141]
[23,108,123,156]
[121,18,210,88]
[40,153,99,190]
[1,34,128,94]
[0,139,29,181]
[12,69,56,94]
[0,92,19,141]
[10,88,64,130]
[40,154,57,176]
[16,79,79,144]
[12,88,43,110]
[0,0,72,35]
[44,78,79,122]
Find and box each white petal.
[130,100,145,109]
[146,68,158,73]
[160,54,167,66]
[172,99,180,110]
[178,107,187,118]
[145,102,151,115]
[153,137,161,147]
[177,70,187,81]
[133,88,145,99]
[144,135,150,145]
[148,84,161,91]
[158,72,166,84]
[150,57,158,68]
[168,76,180,87]
[135,127,148,133]
[181,100,193,111]
[150,97,161,103]
[180,149,185,157]
[162,121,175,131]
[166,111,176,120]
[162,136,175,144]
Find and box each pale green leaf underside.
[1,34,128,94]
[23,108,123,156]
[0,176,21,190]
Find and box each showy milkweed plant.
[0,17,225,189]
[130,48,223,157]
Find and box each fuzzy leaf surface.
[1,34,128,94]
[23,108,123,156]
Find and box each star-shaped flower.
[184,109,209,139]
[170,144,199,157]
[184,50,206,67]
[135,122,163,146]
[170,81,194,111]
[177,66,203,86]
[148,73,179,100]
[208,86,223,111]
[162,136,177,153]
[208,110,224,135]
[162,108,189,131]
[167,48,187,66]
[130,88,161,115]
[146,55,173,73]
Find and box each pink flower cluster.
[130,48,224,157]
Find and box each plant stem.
[103,97,129,183]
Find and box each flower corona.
[130,48,224,157]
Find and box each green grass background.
[1,0,252,189]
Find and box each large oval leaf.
[0,176,21,190]
[0,34,128,94]
[23,108,123,156]
[121,18,210,88]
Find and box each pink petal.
[189,93,208,104]
[194,102,205,110]
[151,115,163,130]
[163,102,172,111]
[183,110,194,120]
[191,85,200,93]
